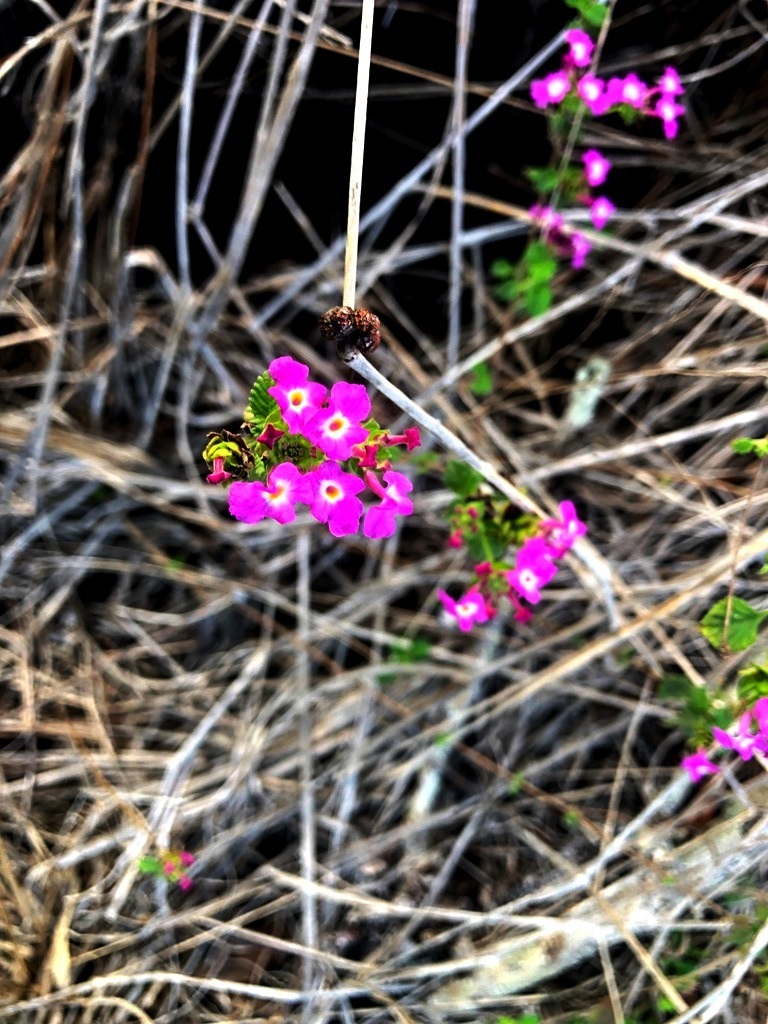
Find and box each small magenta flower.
[681,749,719,782]
[447,530,463,549]
[590,196,616,230]
[437,587,490,632]
[530,203,564,233]
[658,66,684,97]
[564,28,594,68]
[606,73,648,109]
[256,424,285,449]
[178,876,194,892]
[268,356,327,432]
[352,443,380,469]
[362,469,414,539]
[506,536,558,605]
[569,232,591,270]
[540,500,587,555]
[577,74,608,114]
[383,427,421,451]
[304,382,371,460]
[530,70,571,108]
[653,95,685,139]
[713,711,768,761]
[206,457,232,485]
[305,461,365,537]
[229,463,311,526]
[582,149,611,187]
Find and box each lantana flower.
[539,500,588,555]
[564,28,594,69]
[712,711,768,761]
[506,537,558,604]
[577,74,608,114]
[569,232,591,270]
[363,469,414,539]
[304,382,371,461]
[530,70,571,109]
[681,749,719,782]
[582,148,611,187]
[658,66,684,97]
[437,587,490,632]
[305,461,365,537]
[268,356,327,432]
[590,196,616,231]
[653,95,685,139]
[606,73,648,109]
[229,463,311,525]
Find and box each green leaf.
[524,240,558,283]
[699,596,768,652]
[737,659,768,704]
[469,361,493,397]
[137,856,162,875]
[732,435,768,458]
[444,460,484,497]
[245,371,281,429]
[494,278,520,303]
[389,637,431,664]
[525,165,560,193]
[489,258,515,279]
[524,282,553,316]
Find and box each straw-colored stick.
[342,0,375,308]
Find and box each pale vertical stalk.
[342,0,375,308]
[296,527,318,1020]
[446,0,475,374]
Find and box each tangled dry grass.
[1,1,768,1022]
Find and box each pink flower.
[569,232,591,270]
[437,587,490,632]
[362,469,413,539]
[539,500,587,554]
[304,382,371,461]
[179,851,195,867]
[383,427,421,451]
[564,28,594,68]
[657,66,684,97]
[178,875,194,892]
[506,536,558,604]
[206,457,231,485]
[229,463,311,526]
[447,530,463,549]
[653,96,685,139]
[577,74,608,115]
[590,196,616,230]
[305,461,365,537]
[268,356,327,432]
[530,204,564,236]
[713,711,768,761]
[681,749,719,782]
[582,149,611,187]
[606,73,648,109]
[256,424,285,449]
[530,70,571,109]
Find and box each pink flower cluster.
[138,849,195,891]
[681,697,768,781]
[221,356,418,540]
[531,29,686,140]
[438,500,587,631]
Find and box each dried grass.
[1,1,768,1022]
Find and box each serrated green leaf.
[444,460,484,497]
[699,596,768,652]
[245,371,281,429]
